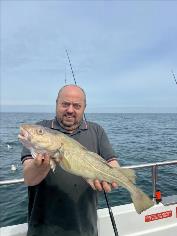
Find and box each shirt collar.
[51,117,88,135]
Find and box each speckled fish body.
[18,124,154,214]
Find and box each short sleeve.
[98,126,117,162]
[21,146,33,164]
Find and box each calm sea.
[0,113,177,227]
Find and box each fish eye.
[37,128,44,135]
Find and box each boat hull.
[1,200,177,236]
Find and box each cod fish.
[18,124,154,214]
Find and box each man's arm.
[23,153,50,186]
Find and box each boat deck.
[1,199,177,236]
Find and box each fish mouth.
[18,126,31,142]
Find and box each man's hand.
[23,153,51,186]
[33,153,51,169]
[87,159,119,192]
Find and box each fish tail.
[131,188,154,214]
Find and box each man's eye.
[37,129,44,135]
[73,104,81,110]
[61,102,81,110]
[62,102,70,108]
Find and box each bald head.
[57,84,86,105]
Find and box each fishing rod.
[65,49,88,122]
[65,49,119,236]
[64,65,67,84]
[171,70,177,85]
[103,190,119,236]
[65,49,77,85]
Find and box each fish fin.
[131,188,154,214]
[118,168,136,184]
[60,155,71,171]
[50,159,56,172]
[52,144,64,162]
[57,144,65,155]
[53,150,62,162]
[56,144,71,171]
[54,143,65,158]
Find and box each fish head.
[18,124,61,153]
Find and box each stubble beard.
[57,115,81,132]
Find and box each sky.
[1,0,177,113]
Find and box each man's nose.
[67,104,74,113]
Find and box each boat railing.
[0,160,177,203]
[123,160,177,202]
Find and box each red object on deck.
[155,190,162,203]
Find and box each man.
[21,84,119,236]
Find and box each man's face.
[56,86,86,131]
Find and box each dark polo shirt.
[21,118,117,236]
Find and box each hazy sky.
[1,0,177,113]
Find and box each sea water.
[0,113,177,227]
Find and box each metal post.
[152,165,158,202]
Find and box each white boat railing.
[0,160,177,202]
[123,160,177,201]
[0,178,24,186]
